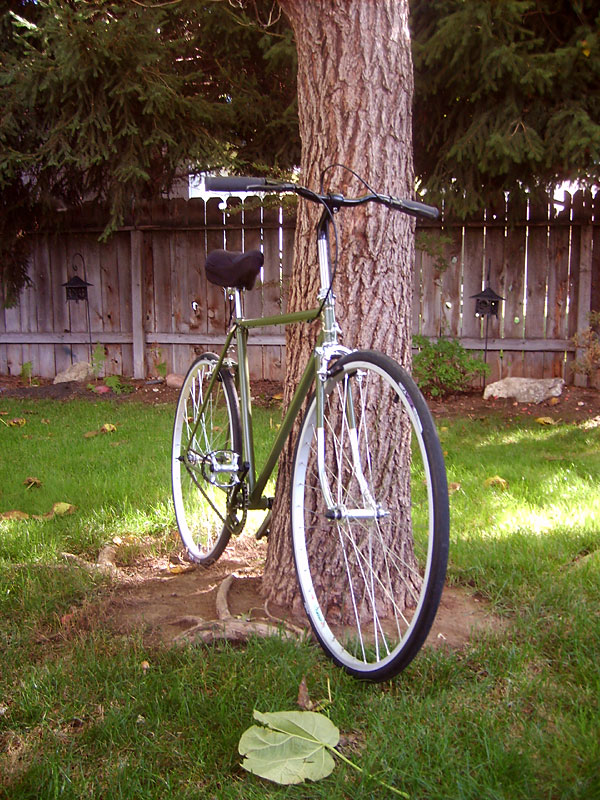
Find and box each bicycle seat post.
[232,287,243,323]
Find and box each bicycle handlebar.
[204,176,439,221]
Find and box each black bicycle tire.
[290,349,449,680]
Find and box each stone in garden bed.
[483,377,565,404]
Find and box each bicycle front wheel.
[291,350,449,680]
[172,354,243,564]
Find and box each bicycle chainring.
[226,480,248,535]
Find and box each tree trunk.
[263,0,415,613]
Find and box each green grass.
[1,398,599,799]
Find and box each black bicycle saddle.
[205,249,264,290]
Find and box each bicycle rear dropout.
[172,174,449,680]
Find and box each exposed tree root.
[61,548,118,575]
[59,551,305,644]
[175,573,305,645]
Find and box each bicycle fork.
[313,214,388,524]
[315,350,389,523]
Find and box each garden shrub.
[412,334,489,397]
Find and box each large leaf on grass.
[239,709,339,785]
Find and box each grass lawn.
[0,397,599,799]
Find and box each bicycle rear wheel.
[291,350,449,680]
[172,354,243,564]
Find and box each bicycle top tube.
[204,175,439,221]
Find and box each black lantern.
[471,259,504,319]
[63,253,93,361]
[62,274,92,303]
[471,285,504,319]
[471,260,504,386]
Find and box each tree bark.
[263,0,416,612]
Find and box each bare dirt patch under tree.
[99,532,506,654]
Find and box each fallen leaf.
[84,430,99,438]
[51,502,76,516]
[448,482,461,494]
[484,475,509,490]
[239,710,339,786]
[168,563,195,575]
[297,676,314,710]
[535,417,558,425]
[140,660,150,674]
[100,423,117,433]
[24,476,42,489]
[9,418,26,427]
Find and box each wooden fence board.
[50,232,71,375]
[419,229,441,338]
[32,237,55,377]
[152,230,174,371]
[242,199,268,378]
[592,192,600,314]
[0,288,6,374]
[500,195,527,380]
[524,198,550,377]
[461,218,484,341]
[546,197,571,378]
[439,228,462,336]
[99,233,119,377]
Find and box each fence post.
[130,229,145,379]
[574,224,593,387]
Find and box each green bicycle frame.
[236,306,321,510]
[190,303,321,512]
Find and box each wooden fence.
[1,189,599,385]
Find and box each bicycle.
[171,172,449,681]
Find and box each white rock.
[53,361,94,384]
[483,377,565,404]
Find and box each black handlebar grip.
[398,199,440,220]
[204,176,267,192]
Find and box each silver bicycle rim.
[172,357,238,562]
[291,357,437,676]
